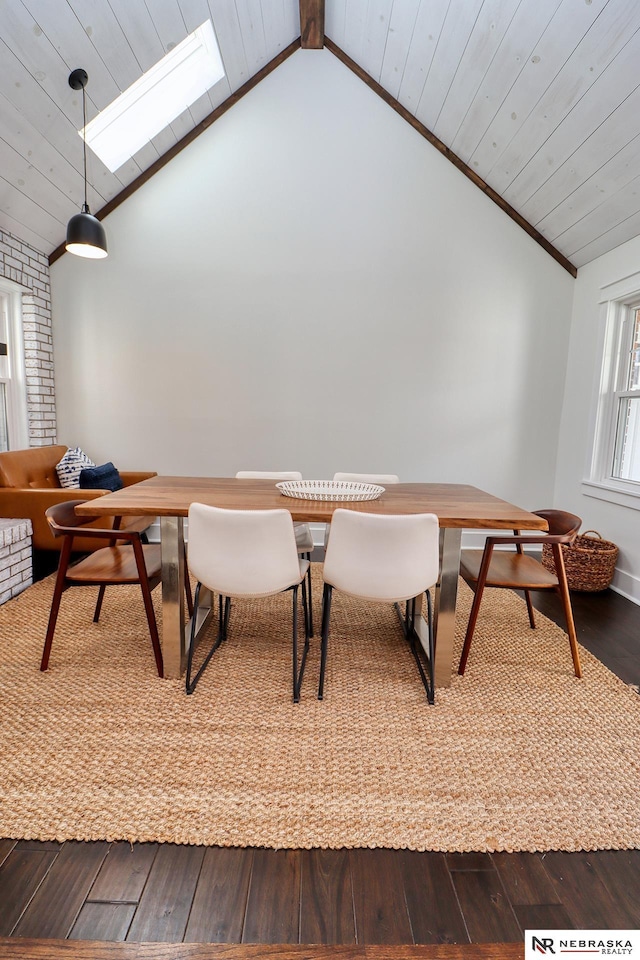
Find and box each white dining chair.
[319,509,440,704]
[324,473,400,549]
[333,473,401,485]
[235,471,315,635]
[185,503,310,700]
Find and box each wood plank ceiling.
[1,0,639,272]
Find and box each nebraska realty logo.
[525,930,639,958]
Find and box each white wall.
[51,49,574,511]
[555,235,640,602]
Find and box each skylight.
[81,20,225,172]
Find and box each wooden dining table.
[75,477,548,684]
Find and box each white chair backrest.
[324,509,440,603]
[236,471,303,481]
[187,503,301,597]
[333,472,400,485]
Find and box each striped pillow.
[55,447,95,489]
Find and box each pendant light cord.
[82,82,88,213]
[65,68,108,257]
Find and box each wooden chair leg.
[516,539,536,628]
[552,543,582,678]
[458,544,494,675]
[523,589,536,628]
[132,539,163,678]
[458,587,481,675]
[41,538,73,671]
[93,585,107,622]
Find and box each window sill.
[582,479,640,510]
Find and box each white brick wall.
[0,518,33,604]
[0,229,56,447]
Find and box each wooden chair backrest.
[534,509,581,542]
[46,499,107,536]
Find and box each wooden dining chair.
[185,503,310,700]
[40,500,193,677]
[235,470,315,636]
[319,508,440,704]
[458,509,583,678]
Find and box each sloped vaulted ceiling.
[1,0,639,275]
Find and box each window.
[612,306,640,482]
[0,280,28,452]
[82,20,225,172]
[0,383,8,452]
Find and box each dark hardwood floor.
[1,577,638,947]
[0,940,525,960]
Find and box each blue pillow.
[79,462,123,492]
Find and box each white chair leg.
[318,583,333,700]
[293,580,311,703]
[186,582,227,695]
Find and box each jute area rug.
[1,567,638,853]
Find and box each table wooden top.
[75,477,548,530]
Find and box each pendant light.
[65,69,108,259]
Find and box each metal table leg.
[160,515,213,679]
[160,516,185,678]
[395,527,462,689]
[433,528,462,688]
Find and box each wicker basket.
[541,530,618,592]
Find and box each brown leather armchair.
[0,445,156,553]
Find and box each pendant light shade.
[66,206,108,258]
[65,69,108,259]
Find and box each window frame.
[0,278,28,452]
